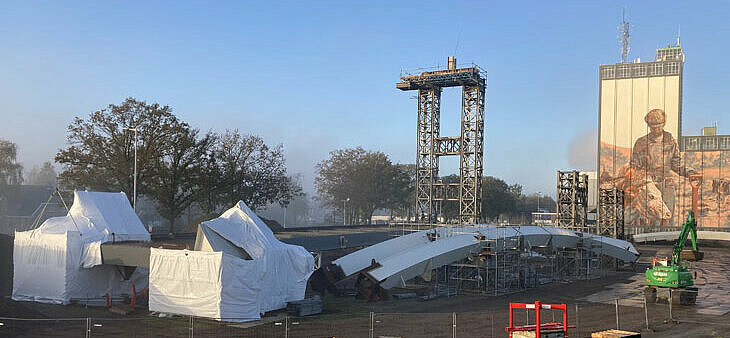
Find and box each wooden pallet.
[591,329,640,337]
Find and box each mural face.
[599,75,730,227]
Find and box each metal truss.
[398,63,486,225]
[598,188,625,239]
[459,85,485,224]
[556,171,590,233]
[415,88,441,223]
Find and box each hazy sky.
[1,1,728,197]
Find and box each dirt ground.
[1,245,729,337]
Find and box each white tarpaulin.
[148,249,263,321]
[12,191,149,304]
[151,201,314,320]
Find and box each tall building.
[598,40,730,228]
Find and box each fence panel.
[192,317,284,337]
[0,318,87,337]
[373,312,452,338]
[287,313,369,338]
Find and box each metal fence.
[2,300,730,337]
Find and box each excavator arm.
[672,211,699,265]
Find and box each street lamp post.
[537,192,542,212]
[123,127,138,211]
[343,198,350,226]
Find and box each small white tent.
[149,201,314,321]
[13,191,149,304]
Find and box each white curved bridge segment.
[332,225,639,289]
[633,231,730,243]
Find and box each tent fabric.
[148,248,263,321]
[12,191,149,304]
[152,201,314,319]
[199,201,314,313]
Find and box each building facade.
[598,42,730,228]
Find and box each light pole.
[537,191,542,212]
[123,127,138,211]
[343,198,350,226]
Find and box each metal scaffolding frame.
[442,228,607,296]
[556,171,590,233]
[397,60,486,225]
[598,188,625,239]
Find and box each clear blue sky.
[1,1,728,197]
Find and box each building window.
[601,67,615,79]
[720,136,730,150]
[633,64,647,77]
[665,62,679,74]
[685,137,699,151]
[617,65,631,78]
[703,137,718,150]
[649,63,663,76]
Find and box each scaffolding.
[598,188,625,239]
[441,227,605,296]
[556,171,590,233]
[397,57,487,225]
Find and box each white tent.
[149,201,314,321]
[13,191,150,304]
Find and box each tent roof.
[199,201,282,259]
[32,191,150,243]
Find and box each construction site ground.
[1,245,729,337]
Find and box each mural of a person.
[630,108,695,225]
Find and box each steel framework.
[598,188,625,239]
[397,60,486,224]
[556,170,590,233]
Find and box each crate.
[286,296,322,316]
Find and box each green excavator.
[644,174,704,305]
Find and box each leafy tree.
[0,139,23,186]
[146,125,214,233]
[389,164,416,220]
[315,147,402,224]
[57,99,302,233]
[481,176,520,222]
[26,161,57,187]
[284,192,309,226]
[206,130,301,212]
[55,98,182,203]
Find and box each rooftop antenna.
[620,7,630,63]
[677,25,681,46]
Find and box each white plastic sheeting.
[150,201,314,321]
[332,225,640,289]
[149,249,263,321]
[633,231,730,243]
[12,191,149,304]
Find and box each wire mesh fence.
[2,299,730,338]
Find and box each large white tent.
[12,191,149,304]
[149,201,314,321]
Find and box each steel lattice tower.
[556,170,590,233]
[598,188,625,239]
[397,57,486,225]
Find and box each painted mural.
[600,125,730,227]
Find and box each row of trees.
[315,147,555,224]
[55,98,300,232]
